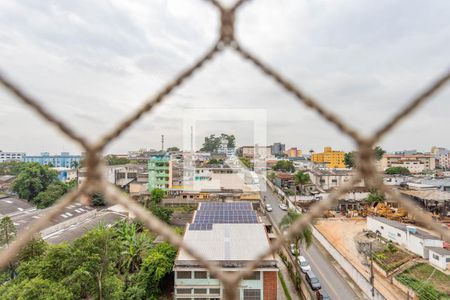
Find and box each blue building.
[22,152,82,168]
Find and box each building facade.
[237,146,272,159]
[174,202,277,300]
[286,147,302,158]
[311,147,345,169]
[22,152,81,168]
[271,143,285,156]
[0,151,26,162]
[148,154,172,191]
[380,154,435,173]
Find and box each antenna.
[161,135,164,151]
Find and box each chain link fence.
[1,1,449,299]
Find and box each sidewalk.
[276,255,300,300]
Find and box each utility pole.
[161,134,164,151]
[370,242,375,298]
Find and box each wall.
[263,271,277,300]
[312,226,386,300]
[367,217,407,247]
[428,250,450,270]
[40,209,96,236]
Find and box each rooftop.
[427,246,450,256]
[369,216,441,240]
[0,196,34,217]
[399,189,450,202]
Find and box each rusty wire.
[0,0,449,299]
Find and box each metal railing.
[0,1,449,299]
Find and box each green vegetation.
[344,146,385,168]
[279,209,312,252]
[278,271,293,300]
[143,188,172,224]
[200,133,235,153]
[372,242,413,272]
[294,171,310,195]
[272,160,295,173]
[396,263,450,299]
[0,221,176,300]
[366,190,385,204]
[10,163,75,208]
[238,156,253,170]
[0,161,28,176]
[207,158,223,165]
[385,166,411,175]
[105,155,130,166]
[166,147,180,152]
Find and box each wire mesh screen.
[0,0,449,299]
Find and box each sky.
[0,0,449,155]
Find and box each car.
[265,204,273,212]
[290,243,297,255]
[316,289,331,300]
[279,203,288,210]
[297,256,311,273]
[305,270,321,291]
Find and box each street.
[261,187,359,300]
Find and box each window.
[432,254,439,260]
[381,226,384,230]
[397,233,401,237]
[243,271,260,280]
[209,272,218,279]
[176,271,191,279]
[331,179,337,183]
[446,257,450,262]
[209,288,220,294]
[243,289,261,300]
[194,271,207,279]
[176,288,192,294]
[193,288,207,294]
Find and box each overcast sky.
[0,0,449,155]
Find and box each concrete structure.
[53,167,77,182]
[0,151,26,162]
[174,202,277,300]
[307,169,362,190]
[285,147,302,158]
[437,150,450,169]
[367,216,445,259]
[78,164,147,191]
[271,143,285,156]
[148,154,172,191]
[23,152,82,168]
[311,147,345,169]
[428,247,450,271]
[380,154,435,173]
[237,146,272,159]
[218,139,235,158]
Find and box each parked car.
[305,270,321,291]
[316,289,331,300]
[279,203,288,210]
[290,243,297,255]
[298,256,311,273]
[265,204,273,212]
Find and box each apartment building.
[237,146,272,159]
[174,202,277,300]
[311,147,345,169]
[380,154,435,173]
[271,143,285,156]
[0,151,26,162]
[148,154,172,191]
[23,152,82,168]
[307,169,363,190]
[285,147,302,158]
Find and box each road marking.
[304,245,343,300]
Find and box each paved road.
[261,187,359,300]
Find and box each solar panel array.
[189,202,258,230]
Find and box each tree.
[0,277,74,300]
[238,157,253,170]
[344,152,356,168]
[272,160,295,173]
[149,188,165,205]
[385,166,410,175]
[0,216,16,247]
[367,191,385,204]
[12,163,58,201]
[0,161,27,176]
[279,209,312,254]
[34,181,67,208]
[374,146,386,161]
[17,237,47,262]
[267,171,276,182]
[105,155,130,166]
[200,134,235,153]
[166,147,180,152]
[149,205,173,224]
[294,171,310,195]
[70,160,80,169]
[90,193,106,206]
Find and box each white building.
[0,151,26,162]
[428,247,450,271]
[380,154,435,173]
[367,216,445,259]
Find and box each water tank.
[406,225,417,234]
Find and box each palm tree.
[294,170,310,204]
[116,221,151,274]
[279,209,312,255]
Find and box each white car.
[265,204,273,212]
[290,243,297,255]
[298,256,311,273]
[279,203,288,211]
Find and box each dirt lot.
[315,218,407,300]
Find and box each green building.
[148,154,171,191]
